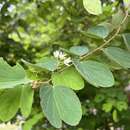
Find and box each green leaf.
[51,67,84,90]
[0,58,31,89]
[0,85,34,121]
[40,85,82,128]
[87,25,109,39]
[112,110,118,122]
[102,102,113,112]
[0,87,21,121]
[73,60,114,87]
[35,57,59,71]
[122,33,130,51]
[20,85,34,118]
[115,101,128,111]
[22,57,59,71]
[83,0,102,15]
[69,46,89,56]
[112,10,125,28]
[23,112,43,130]
[103,47,130,68]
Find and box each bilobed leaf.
[0,85,34,121]
[83,0,102,15]
[0,58,30,89]
[73,60,114,87]
[40,85,82,128]
[103,47,130,68]
[0,87,21,121]
[51,67,84,90]
[69,46,89,56]
[20,85,34,118]
[87,25,109,39]
[22,57,59,71]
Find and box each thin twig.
[80,11,129,60]
[59,11,129,72]
[32,79,51,89]
[34,11,129,85]
[80,27,121,60]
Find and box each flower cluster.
[53,50,72,66]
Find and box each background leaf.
[23,112,43,130]
[112,110,118,122]
[86,25,109,39]
[103,47,130,68]
[83,0,102,15]
[69,46,89,56]
[122,33,130,51]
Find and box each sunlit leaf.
[51,67,84,90]
[112,110,118,122]
[0,87,21,121]
[83,0,102,15]
[0,85,34,121]
[102,102,113,112]
[20,85,34,118]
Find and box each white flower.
[16,115,25,122]
[111,0,115,2]
[0,3,3,10]
[53,50,72,66]
[53,50,60,58]
[64,57,72,66]
[110,126,114,130]
[116,127,124,130]
[0,122,19,130]
[112,7,116,11]
[53,50,66,60]
[0,123,6,128]
[124,84,130,92]
[89,108,97,115]
[7,4,15,12]
[0,115,25,130]
[86,99,90,103]
[103,3,106,7]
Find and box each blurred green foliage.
[0,0,130,130]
